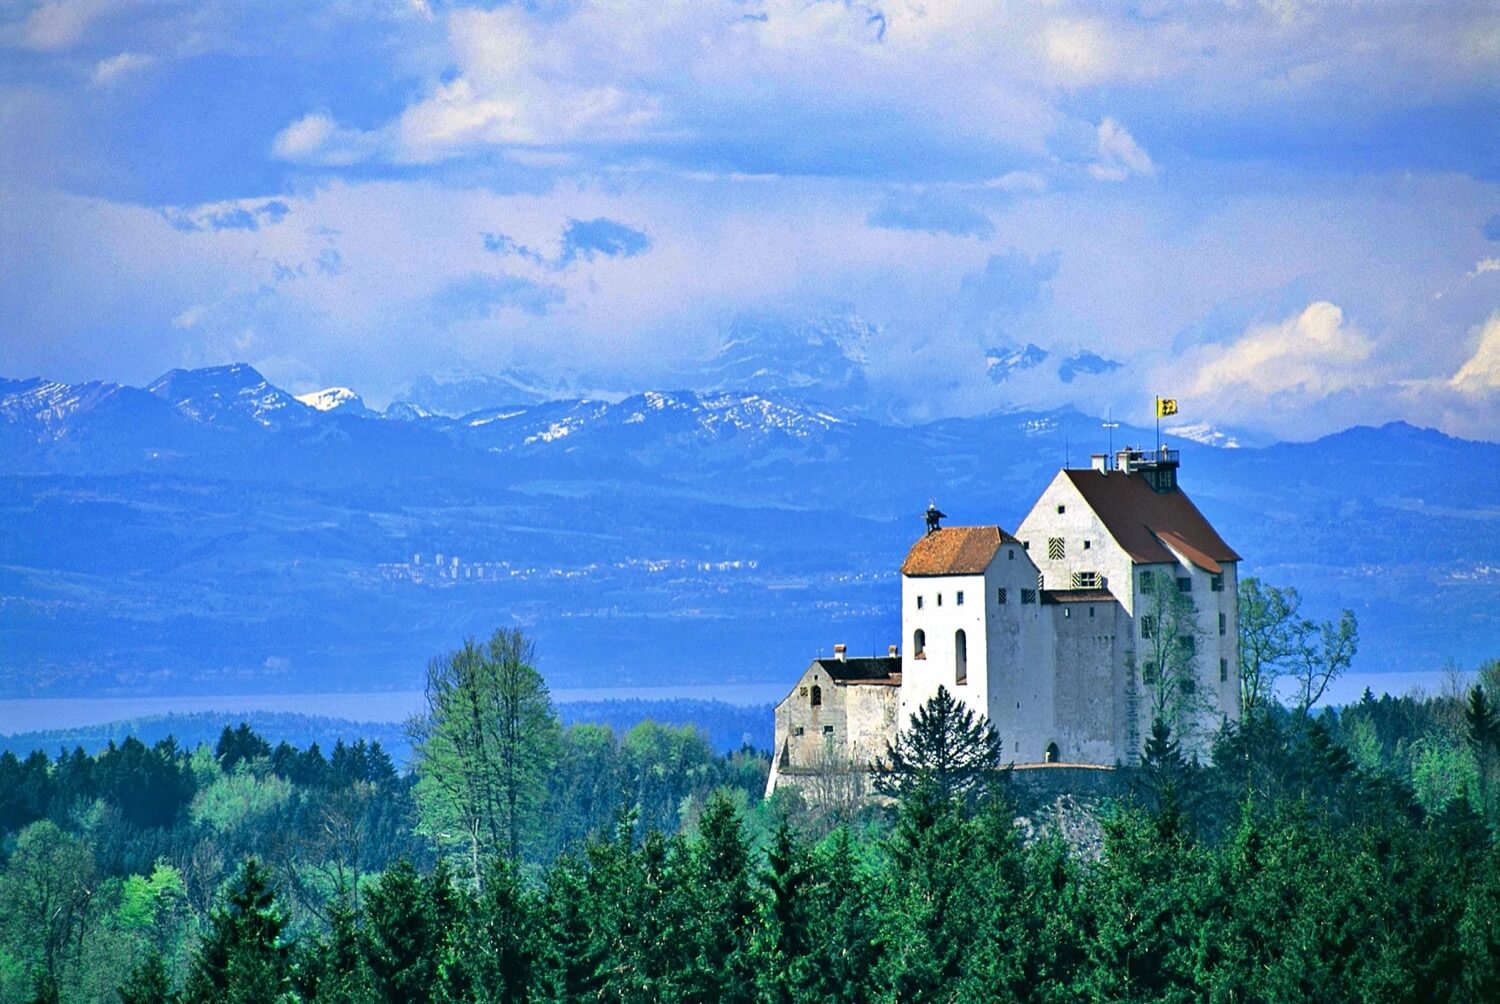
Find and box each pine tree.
[680,794,756,1004]
[182,859,291,1004]
[117,950,175,1004]
[872,685,1004,805]
[753,819,814,1004]
[803,827,879,1004]
[361,859,451,1004]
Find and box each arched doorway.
[1045,742,1060,764]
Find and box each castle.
[765,446,1241,797]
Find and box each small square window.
[1021,588,1037,605]
[917,595,924,610]
[1048,537,1065,560]
[1063,607,1071,618]
[1141,615,1156,639]
[1083,540,1091,550]
[997,587,1008,605]
[1008,549,1015,560]
[1143,664,1158,684]
[1181,676,1197,695]
[1023,541,1030,550]
[937,593,943,606]
[1140,570,1154,589]
[1211,574,1224,592]
[956,591,964,606]
[1177,576,1192,593]
[1219,612,1227,636]
[1089,606,1095,618]
[793,726,804,736]
[1220,658,1229,682]
[1057,504,1066,514]
[1178,635,1196,655]
[823,725,834,734]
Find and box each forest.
[2,622,1500,1001]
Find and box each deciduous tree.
[409,628,561,882]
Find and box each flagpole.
[1154,396,1160,457]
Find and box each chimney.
[1090,453,1108,473]
[833,643,847,662]
[888,644,898,657]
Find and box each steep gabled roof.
[900,525,1012,577]
[1155,530,1224,574]
[1062,469,1240,566]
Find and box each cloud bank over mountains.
[1,1,1498,441]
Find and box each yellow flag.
[1156,397,1178,418]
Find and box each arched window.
[913,629,926,659]
[810,685,822,707]
[955,629,967,685]
[1045,742,1060,764]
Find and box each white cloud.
[1449,312,1500,395]
[390,6,662,161]
[271,113,381,166]
[1468,257,1500,279]
[91,52,153,87]
[1186,301,1375,402]
[981,171,1048,193]
[21,0,118,51]
[1088,118,1155,182]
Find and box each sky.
[2,0,1499,441]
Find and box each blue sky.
[2,0,1499,441]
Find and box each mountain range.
[1,364,1496,699]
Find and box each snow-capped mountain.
[3,360,1499,696]
[0,378,120,441]
[985,342,1049,382]
[295,386,372,416]
[455,390,848,460]
[694,311,874,402]
[399,370,573,416]
[1166,422,1244,449]
[148,363,312,431]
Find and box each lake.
[0,683,788,736]
[0,671,1474,737]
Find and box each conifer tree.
[802,827,879,1004]
[442,858,539,1004]
[361,859,453,1004]
[680,794,756,1004]
[872,685,1003,804]
[181,858,291,1004]
[117,950,175,1004]
[753,819,814,1004]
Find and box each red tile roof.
[900,525,1012,577]
[1155,530,1224,574]
[1062,469,1240,566]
